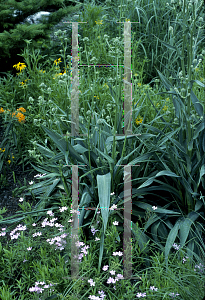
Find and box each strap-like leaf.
[165,218,181,266]
[97,172,111,272]
[179,212,200,249]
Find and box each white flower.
[152,206,157,210]
[110,204,117,210]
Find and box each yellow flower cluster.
[0,107,26,123]
[20,78,30,87]
[0,148,14,164]
[53,58,68,79]
[135,116,143,125]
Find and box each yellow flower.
[103,83,109,89]
[0,107,5,113]
[163,105,168,111]
[16,112,26,123]
[137,83,142,87]
[125,19,130,22]
[17,107,26,113]
[95,20,103,25]
[11,110,26,123]
[54,58,62,66]
[135,116,143,125]
[165,97,170,101]
[0,148,5,152]
[7,160,11,164]
[13,62,27,72]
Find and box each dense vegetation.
[0,0,204,299]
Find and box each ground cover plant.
[0,0,205,299]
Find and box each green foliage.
[0,0,205,299]
[0,0,84,79]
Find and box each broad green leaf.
[155,68,174,91]
[190,90,204,116]
[78,187,92,227]
[165,218,181,266]
[106,134,153,145]
[0,208,52,225]
[179,212,200,249]
[135,202,181,216]
[151,220,161,243]
[143,214,161,231]
[158,222,169,241]
[189,79,205,88]
[131,183,183,202]
[127,151,155,165]
[137,170,180,189]
[97,172,111,272]
[168,138,189,155]
[35,143,55,158]
[193,121,205,139]
[41,125,68,154]
[195,200,203,211]
[42,178,61,199]
[188,140,193,151]
[41,125,86,165]
[97,173,111,234]
[199,164,205,184]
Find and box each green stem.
[13,171,16,184]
